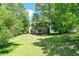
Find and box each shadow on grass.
[0,42,20,55]
[33,35,79,56]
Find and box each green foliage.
[0,7,15,29]
[32,4,51,33]
[10,19,23,36]
[33,3,79,34]
[53,12,78,33]
[2,3,29,34]
[52,4,78,33]
[0,28,13,48]
[0,7,14,47]
[0,4,29,48]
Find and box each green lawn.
[0,34,79,56]
[0,34,48,56]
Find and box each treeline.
[0,3,29,48]
[32,3,79,34]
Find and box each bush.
[0,7,14,48]
[0,28,13,48]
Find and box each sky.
[24,3,35,21]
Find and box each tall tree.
[33,3,78,34]
[52,4,78,33]
[32,3,51,34]
[1,3,30,35]
[17,3,29,33]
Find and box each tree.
[2,3,30,34]
[17,3,29,33]
[0,7,13,47]
[0,3,30,48]
[32,3,51,34]
[52,4,78,33]
[33,3,79,34]
[2,3,18,16]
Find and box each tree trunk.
[47,28,50,34]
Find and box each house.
[68,28,77,33]
[29,22,53,34]
[29,22,77,34]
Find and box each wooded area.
[31,4,79,34]
[0,3,29,48]
[0,3,79,56]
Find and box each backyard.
[0,3,79,56]
[0,34,79,56]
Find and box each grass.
[0,34,79,56]
[33,35,79,56]
[0,34,47,56]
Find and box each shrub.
[0,7,14,48]
[0,28,13,48]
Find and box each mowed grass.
[0,34,79,56]
[0,34,48,56]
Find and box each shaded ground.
[0,42,20,55]
[0,34,79,56]
[33,35,79,56]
